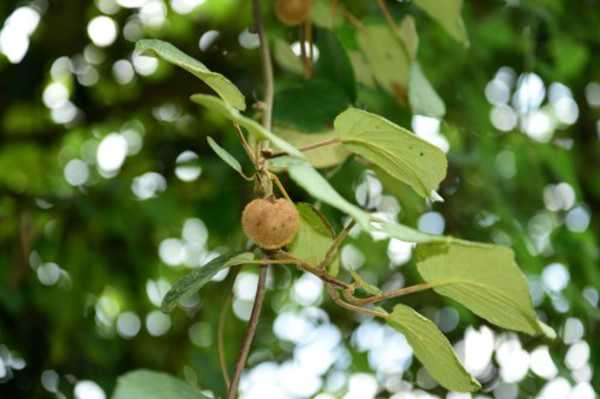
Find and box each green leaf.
[289,203,340,276]
[398,16,419,59]
[112,370,212,399]
[415,241,556,338]
[316,30,356,101]
[191,94,305,159]
[356,24,410,97]
[136,39,245,110]
[273,38,304,75]
[311,0,343,29]
[275,127,349,169]
[349,270,381,295]
[334,108,447,198]
[349,51,376,88]
[408,62,446,118]
[387,304,480,392]
[206,136,248,179]
[269,157,370,229]
[413,0,469,46]
[370,217,441,243]
[161,251,254,312]
[273,79,351,132]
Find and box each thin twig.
[227,266,268,399]
[252,0,274,132]
[276,251,352,289]
[348,282,433,305]
[218,293,233,388]
[377,0,398,33]
[269,172,292,202]
[234,122,257,167]
[318,220,355,270]
[326,284,388,319]
[266,137,341,159]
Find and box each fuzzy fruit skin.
[275,0,312,26]
[242,198,300,250]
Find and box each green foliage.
[161,251,254,312]
[334,108,447,198]
[415,241,556,338]
[136,39,246,110]
[413,0,469,46]
[112,370,212,399]
[387,304,480,392]
[206,137,248,179]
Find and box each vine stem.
[226,266,268,399]
[227,1,274,397]
[266,137,341,159]
[348,282,434,305]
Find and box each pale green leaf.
[413,0,469,46]
[349,270,381,295]
[275,127,349,169]
[334,108,447,198]
[136,39,245,110]
[191,94,305,159]
[161,251,254,312]
[348,51,376,88]
[398,16,419,59]
[415,240,556,338]
[311,0,343,29]
[269,157,370,229]
[112,370,212,399]
[206,136,248,178]
[387,304,480,392]
[356,24,410,96]
[369,217,442,243]
[289,203,340,276]
[409,62,446,118]
[273,38,303,75]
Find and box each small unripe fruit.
[275,0,312,26]
[242,198,299,250]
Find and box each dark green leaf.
[161,251,254,312]
[112,369,212,399]
[316,30,356,101]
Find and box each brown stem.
[227,266,268,399]
[326,284,388,319]
[276,251,352,289]
[377,0,397,32]
[349,282,433,305]
[252,0,274,132]
[318,220,355,270]
[266,137,341,159]
[218,293,233,388]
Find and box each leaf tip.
[538,321,557,340]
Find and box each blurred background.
[0,0,599,398]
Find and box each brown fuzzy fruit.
[275,0,312,26]
[242,198,300,250]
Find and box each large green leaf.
[356,24,410,97]
[273,79,351,131]
[136,39,245,110]
[289,203,340,276]
[315,30,356,101]
[413,0,469,46]
[269,157,370,229]
[334,108,447,198]
[275,128,349,169]
[191,94,305,159]
[161,251,254,312]
[408,62,446,118]
[415,241,556,338]
[112,370,212,399]
[369,217,441,243]
[387,304,480,392]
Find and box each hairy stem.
[218,293,233,388]
[267,137,341,159]
[349,282,433,305]
[252,0,274,132]
[326,284,388,319]
[318,220,355,270]
[227,266,268,399]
